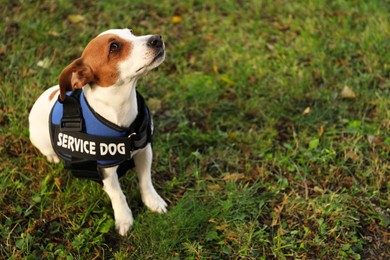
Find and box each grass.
[1,0,389,258]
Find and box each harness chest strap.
[53,127,139,161]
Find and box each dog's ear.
[58,58,94,101]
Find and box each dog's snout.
[147,35,163,49]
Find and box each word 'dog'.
[100,143,125,156]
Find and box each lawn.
[0,0,389,259]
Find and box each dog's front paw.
[143,190,168,213]
[46,154,60,163]
[115,208,133,236]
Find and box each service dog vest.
[49,89,152,183]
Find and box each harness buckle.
[60,117,83,131]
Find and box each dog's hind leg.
[29,86,60,164]
[101,166,133,236]
[133,144,167,213]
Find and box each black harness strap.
[53,127,136,161]
[63,159,135,183]
[64,160,102,182]
[59,89,83,132]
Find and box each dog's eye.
[109,42,120,53]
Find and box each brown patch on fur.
[49,88,60,101]
[81,34,132,86]
[58,33,132,100]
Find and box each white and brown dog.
[29,29,167,235]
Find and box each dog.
[29,29,167,235]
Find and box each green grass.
[1,0,389,258]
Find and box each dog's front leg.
[134,144,167,213]
[101,166,133,236]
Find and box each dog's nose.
[147,35,163,49]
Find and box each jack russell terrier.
[29,29,167,235]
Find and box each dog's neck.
[83,80,139,128]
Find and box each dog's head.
[58,28,165,101]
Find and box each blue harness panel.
[52,91,128,136]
